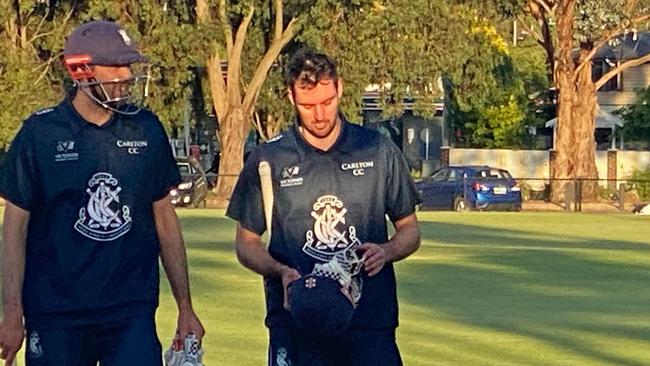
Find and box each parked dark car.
[171,156,209,208]
[416,166,522,211]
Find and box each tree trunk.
[214,107,248,199]
[571,53,599,200]
[550,0,576,203]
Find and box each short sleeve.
[152,120,181,202]
[383,138,420,221]
[0,123,38,211]
[225,148,266,235]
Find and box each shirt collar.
[60,95,118,135]
[291,115,355,160]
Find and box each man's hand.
[281,266,301,311]
[173,309,205,351]
[359,243,388,277]
[0,314,24,366]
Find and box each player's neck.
[71,91,113,126]
[300,117,342,151]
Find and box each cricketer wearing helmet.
[227,49,421,366]
[0,20,204,366]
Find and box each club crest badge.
[303,195,361,261]
[27,331,43,359]
[276,347,291,366]
[74,173,132,241]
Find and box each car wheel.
[454,197,470,212]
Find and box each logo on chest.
[74,173,132,241]
[341,161,374,176]
[303,195,360,261]
[280,165,303,188]
[116,140,148,155]
[55,140,79,162]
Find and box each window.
[430,168,449,182]
[448,169,464,181]
[592,60,621,91]
[177,163,192,176]
[475,169,509,179]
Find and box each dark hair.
[285,49,338,89]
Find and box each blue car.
[416,166,522,211]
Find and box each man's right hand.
[280,266,301,311]
[0,314,24,366]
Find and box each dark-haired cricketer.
[227,49,421,366]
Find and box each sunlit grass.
[3,209,649,365]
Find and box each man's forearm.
[154,199,192,311]
[384,213,421,263]
[235,224,290,278]
[1,203,29,319]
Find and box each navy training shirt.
[227,119,420,330]
[0,98,181,328]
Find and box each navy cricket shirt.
[0,98,181,328]
[227,119,419,330]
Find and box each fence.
[442,148,650,190]
[514,177,650,212]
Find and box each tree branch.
[227,5,255,103]
[630,14,650,26]
[273,0,283,41]
[595,53,650,90]
[533,0,553,15]
[574,33,618,76]
[516,15,544,44]
[29,9,49,43]
[196,0,209,23]
[219,0,233,55]
[575,12,650,78]
[252,111,268,141]
[208,49,228,121]
[527,2,556,84]
[242,17,299,114]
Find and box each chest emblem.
[303,195,360,261]
[55,140,79,162]
[74,173,132,241]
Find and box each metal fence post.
[564,181,573,212]
[619,182,626,212]
[577,179,583,212]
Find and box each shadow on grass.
[397,220,650,365]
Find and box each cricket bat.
[258,161,273,241]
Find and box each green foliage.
[470,97,526,148]
[628,168,650,201]
[618,87,650,143]
[298,0,454,120]
[82,0,206,132]
[574,0,630,43]
[0,2,73,149]
[444,14,543,148]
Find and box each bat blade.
[258,161,273,241]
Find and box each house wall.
[598,63,650,111]
[448,149,549,180]
[445,148,650,186]
[617,151,650,180]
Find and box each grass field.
[3,209,650,365]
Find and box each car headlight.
[178,181,193,190]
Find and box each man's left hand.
[359,243,388,277]
[173,309,205,350]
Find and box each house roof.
[593,31,650,61]
[545,106,624,129]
